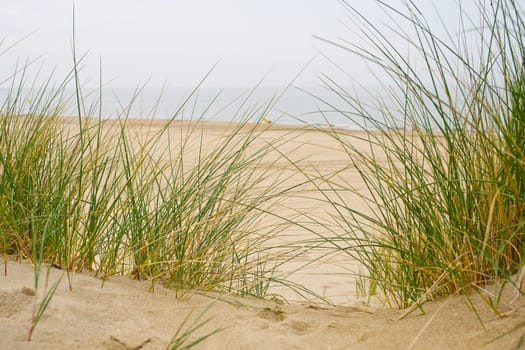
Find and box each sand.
[3,260,525,349]
[2,120,525,349]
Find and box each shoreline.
[54,114,376,134]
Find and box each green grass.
[0,29,320,344]
[4,2,525,346]
[0,60,293,299]
[309,0,525,309]
[0,62,298,343]
[167,303,222,350]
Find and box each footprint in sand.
[288,319,311,335]
[257,307,286,322]
[0,287,35,318]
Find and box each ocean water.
[0,85,397,130]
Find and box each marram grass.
[2,3,524,340]
[313,0,525,309]
[0,67,292,299]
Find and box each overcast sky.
[0,0,481,89]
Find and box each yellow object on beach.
[262,117,271,124]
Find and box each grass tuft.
[0,64,292,299]
[313,0,525,309]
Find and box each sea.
[0,85,399,130]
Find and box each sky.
[0,0,482,89]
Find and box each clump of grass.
[0,60,291,299]
[314,0,525,309]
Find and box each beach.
[3,259,525,350]
[2,120,524,349]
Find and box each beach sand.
[3,260,525,349]
[2,120,524,349]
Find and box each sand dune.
[2,121,524,349]
[2,260,524,349]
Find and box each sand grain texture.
[2,261,525,349]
